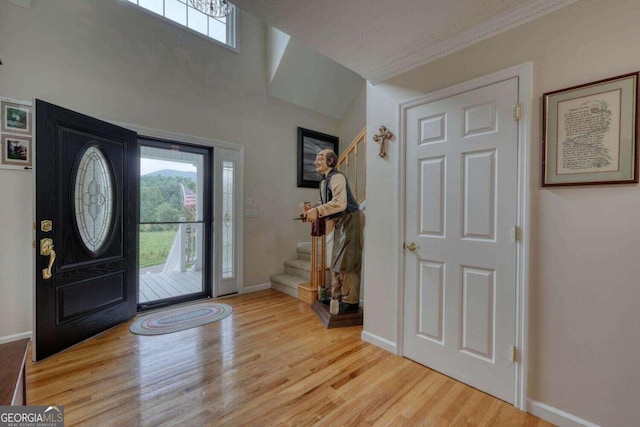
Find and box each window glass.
[138,143,209,305]
[74,146,114,254]
[138,0,163,15]
[125,0,236,48]
[208,16,226,42]
[165,0,187,26]
[188,7,208,36]
[222,160,235,278]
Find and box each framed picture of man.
[297,127,339,188]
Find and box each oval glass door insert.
[74,145,114,254]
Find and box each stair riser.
[270,241,314,302]
[296,249,311,261]
[271,282,298,298]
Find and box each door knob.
[406,242,419,251]
[40,238,56,280]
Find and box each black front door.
[35,100,138,360]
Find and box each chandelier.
[189,0,232,18]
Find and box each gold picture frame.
[542,72,639,186]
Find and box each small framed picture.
[2,135,32,167]
[1,100,32,135]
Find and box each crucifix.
[373,125,393,158]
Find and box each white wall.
[0,168,33,342]
[268,36,363,119]
[0,0,343,339]
[363,0,640,426]
[266,27,289,83]
[338,81,366,152]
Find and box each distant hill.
[144,169,196,182]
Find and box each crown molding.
[364,0,579,84]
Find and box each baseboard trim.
[0,331,32,345]
[242,282,271,294]
[361,330,397,354]
[527,399,601,427]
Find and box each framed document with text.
[542,72,639,186]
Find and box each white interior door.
[403,77,519,403]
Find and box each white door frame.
[112,122,245,297]
[395,62,531,410]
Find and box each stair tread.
[270,273,308,287]
[270,242,316,300]
[297,242,312,250]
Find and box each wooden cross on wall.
[373,125,393,158]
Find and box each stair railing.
[336,128,366,204]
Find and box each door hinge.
[510,345,518,363]
[514,103,521,121]
[511,225,520,243]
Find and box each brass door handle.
[40,238,56,280]
[406,242,419,251]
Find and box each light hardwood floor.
[27,290,553,426]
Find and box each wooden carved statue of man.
[303,149,363,313]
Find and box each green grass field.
[139,230,177,269]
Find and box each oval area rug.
[130,302,232,335]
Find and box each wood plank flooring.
[26,290,553,426]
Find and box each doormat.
[129,302,232,335]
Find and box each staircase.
[270,128,366,301]
[269,242,311,298]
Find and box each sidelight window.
[221,160,235,278]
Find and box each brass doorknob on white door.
[406,242,418,251]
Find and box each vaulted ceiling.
[234,0,579,84]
